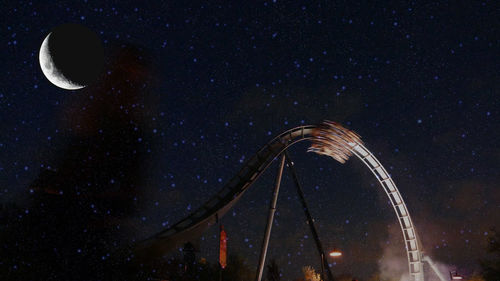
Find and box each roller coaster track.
[135,122,425,281]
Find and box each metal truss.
[135,121,425,281]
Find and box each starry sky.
[1,1,498,280]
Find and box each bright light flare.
[329,251,342,257]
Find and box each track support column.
[255,153,286,281]
[285,151,335,281]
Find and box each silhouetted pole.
[255,154,286,281]
[285,151,335,281]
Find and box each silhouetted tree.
[222,253,254,281]
[183,242,196,276]
[141,253,254,281]
[266,259,281,281]
[480,228,500,281]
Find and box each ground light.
[329,250,342,257]
[450,271,464,280]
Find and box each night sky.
[1,1,499,280]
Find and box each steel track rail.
[134,123,425,281]
[135,126,316,258]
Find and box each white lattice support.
[308,121,425,281]
[136,121,426,281]
[348,142,424,281]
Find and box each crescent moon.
[39,33,85,90]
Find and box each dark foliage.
[481,229,500,281]
[266,259,281,281]
[0,44,153,280]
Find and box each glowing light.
[329,251,342,257]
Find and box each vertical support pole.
[320,253,325,280]
[285,151,335,281]
[255,153,286,281]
